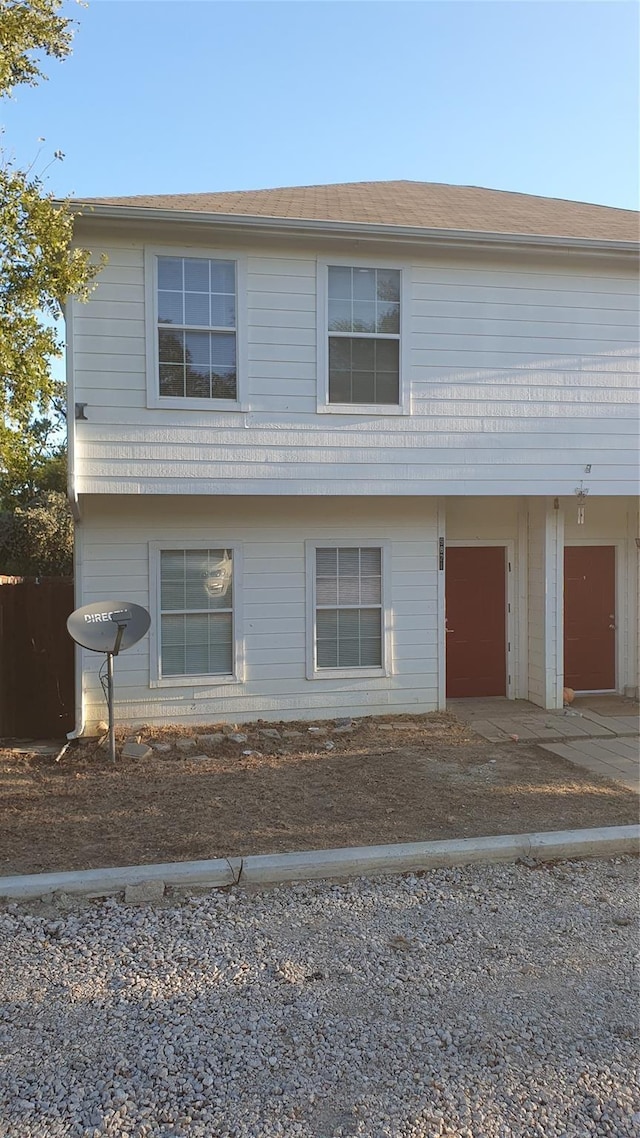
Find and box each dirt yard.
[1,711,637,877]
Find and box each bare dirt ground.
[1,711,637,877]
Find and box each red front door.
[564,546,616,691]
[446,546,507,698]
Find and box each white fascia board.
[64,203,639,258]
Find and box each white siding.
[71,237,640,497]
[78,496,439,728]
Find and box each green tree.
[0,0,101,569]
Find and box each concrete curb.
[0,825,637,901]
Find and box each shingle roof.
[82,180,638,242]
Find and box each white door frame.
[445,539,516,700]
[563,539,625,694]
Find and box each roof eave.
[66,202,639,255]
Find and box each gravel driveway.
[1,858,638,1138]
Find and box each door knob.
[446,628,455,634]
[608,624,616,630]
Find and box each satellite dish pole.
[106,610,131,763]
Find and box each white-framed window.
[145,248,247,410]
[306,541,391,678]
[149,543,243,687]
[317,259,409,415]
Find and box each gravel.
[0,856,638,1138]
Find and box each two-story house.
[65,181,639,734]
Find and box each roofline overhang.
[65,202,639,257]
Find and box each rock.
[153,743,173,754]
[259,729,281,739]
[197,733,225,746]
[176,738,197,753]
[378,724,394,731]
[283,730,303,738]
[123,880,165,904]
[121,740,153,760]
[191,755,210,762]
[307,727,326,735]
[334,717,353,728]
[229,733,248,744]
[324,741,336,751]
[333,725,353,734]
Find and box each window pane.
[184,259,210,291]
[316,608,338,669]
[377,269,400,302]
[211,333,236,366]
[352,302,376,333]
[338,577,360,604]
[211,294,236,328]
[328,266,352,300]
[352,373,376,403]
[359,608,382,637]
[159,329,185,363]
[337,636,361,668]
[158,291,183,325]
[337,608,360,639]
[158,257,183,290]
[360,549,381,575]
[159,364,185,397]
[375,372,399,405]
[338,548,360,575]
[210,260,235,294]
[360,634,382,667]
[328,370,350,403]
[185,331,210,368]
[211,369,237,399]
[376,339,398,370]
[377,302,400,333]
[316,548,337,575]
[185,292,211,326]
[351,340,375,369]
[353,268,376,301]
[329,338,351,370]
[186,367,211,399]
[161,614,186,676]
[328,298,352,332]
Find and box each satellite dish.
[67,601,151,654]
[67,601,151,762]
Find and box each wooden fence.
[0,577,75,739]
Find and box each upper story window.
[145,249,246,410]
[317,261,408,414]
[327,265,401,407]
[157,256,237,401]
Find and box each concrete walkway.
[449,696,639,793]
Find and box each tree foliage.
[0,1,101,571]
[0,488,73,575]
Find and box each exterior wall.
[77,495,440,729]
[70,234,639,498]
[73,493,638,728]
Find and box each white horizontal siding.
[71,236,640,496]
[78,496,439,727]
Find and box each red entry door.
[446,547,507,698]
[564,546,616,691]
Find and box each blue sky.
[2,0,638,210]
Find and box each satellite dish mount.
[67,601,151,762]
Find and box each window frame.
[149,540,244,687]
[305,539,392,679]
[316,257,410,416]
[145,246,248,411]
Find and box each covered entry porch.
[441,496,639,709]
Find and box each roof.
[80,180,639,243]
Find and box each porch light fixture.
[574,481,589,525]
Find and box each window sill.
[317,402,409,416]
[150,673,240,689]
[307,666,388,681]
[147,395,243,412]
